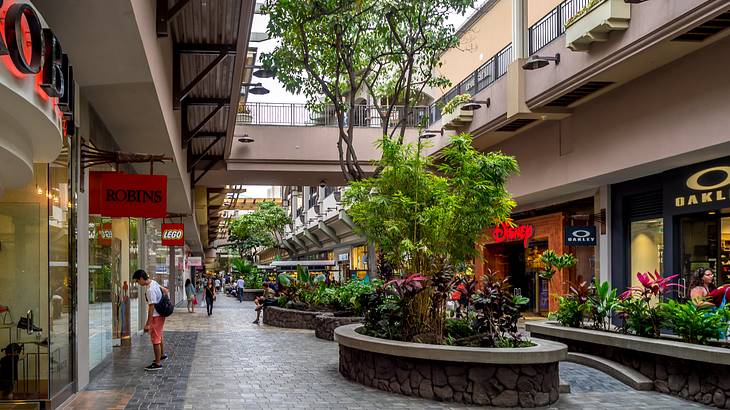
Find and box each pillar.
[512,0,528,60]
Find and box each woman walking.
[204,278,216,316]
[185,279,196,313]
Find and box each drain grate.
[496,118,537,132]
[545,81,614,107]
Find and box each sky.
[247,1,488,104]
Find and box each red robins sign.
[89,172,167,218]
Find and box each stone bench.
[567,352,653,391]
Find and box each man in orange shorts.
[133,270,169,371]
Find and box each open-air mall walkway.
[61,296,709,410]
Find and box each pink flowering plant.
[617,271,683,338]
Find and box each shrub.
[551,296,585,328]
[662,300,730,345]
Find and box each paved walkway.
[62,296,709,409]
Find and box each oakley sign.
[161,224,184,246]
[492,222,534,247]
[675,166,730,208]
[564,226,596,246]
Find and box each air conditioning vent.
[496,118,537,132]
[672,12,730,42]
[545,81,614,107]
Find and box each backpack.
[154,293,174,317]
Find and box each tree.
[227,201,291,261]
[343,133,518,339]
[262,0,474,181]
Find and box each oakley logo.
[686,166,730,191]
[676,166,730,208]
[570,230,591,238]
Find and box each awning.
[271,260,336,267]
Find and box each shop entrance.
[679,211,730,293]
[484,239,549,313]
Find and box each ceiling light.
[522,53,560,70]
[238,134,255,143]
[248,85,269,95]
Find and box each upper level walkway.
[62,296,709,409]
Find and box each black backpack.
[155,293,174,317]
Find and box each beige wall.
[491,35,730,207]
[437,0,562,96]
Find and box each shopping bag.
[193,295,198,306]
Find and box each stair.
[566,352,653,391]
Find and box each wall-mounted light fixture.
[240,82,269,95]
[238,134,255,143]
[461,99,491,111]
[522,53,560,70]
[419,129,444,139]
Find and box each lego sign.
[161,223,184,246]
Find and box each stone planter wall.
[242,289,263,301]
[335,324,567,407]
[262,306,325,330]
[527,322,730,408]
[314,314,363,341]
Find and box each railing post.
[557,4,563,36]
[291,103,295,126]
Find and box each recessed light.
[238,134,254,143]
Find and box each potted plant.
[564,0,630,52]
[440,93,473,130]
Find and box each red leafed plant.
[386,274,429,299]
[619,271,683,302]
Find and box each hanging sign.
[492,222,534,247]
[564,226,597,246]
[98,223,112,247]
[161,223,184,246]
[89,172,167,218]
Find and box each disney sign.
[492,222,534,247]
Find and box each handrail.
[429,0,588,125]
[237,103,429,128]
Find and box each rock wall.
[314,315,363,341]
[538,334,730,408]
[262,306,324,329]
[242,289,263,301]
[338,345,559,407]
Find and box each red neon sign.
[492,222,534,247]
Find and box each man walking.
[133,269,168,371]
[237,276,246,302]
[214,277,221,292]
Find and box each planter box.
[441,106,473,130]
[314,314,363,341]
[565,0,630,52]
[242,289,263,301]
[527,322,730,408]
[335,324,567,407]
[262,306,327,330]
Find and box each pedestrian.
[205,278,216,316]
[132,269,168,371]
[214,277,221,292]
[253,283,276,324]
[185,278,196,313]
[237,276,246,302]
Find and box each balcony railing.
[237,103,429,128]
[529,0,589,55]
[429,0,588,125]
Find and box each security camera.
[319,180,326,188]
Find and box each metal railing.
[429,0,589,125]
[237,103,429,128]
[529,0,589,55]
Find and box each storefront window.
[350,245,368,280]
[88,216,113,369]
[129,218,140,334]
[630,219,664,288]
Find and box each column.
[512,0,528,60]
